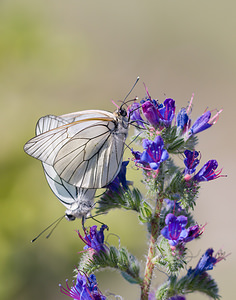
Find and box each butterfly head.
[118,106,127,117]
[65,213,76,221]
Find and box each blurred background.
[0,0,235,299]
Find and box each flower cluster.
[183,149,224,182]
[128,95,222,138]
[58,88,227,300]
[128,96,223,180]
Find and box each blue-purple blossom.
[141,98,175,128]
[184,150,200,175]
[142,100,159,127]
[158,98,176,127]
[78,224,108,253]
[132,148,150,169]
[190,111,211,135]
[189,109,222,136]
[60,272,106,300]
[177,107,190,132]
[176,95,193,133]
[131,149,142,162]
[193,160,223,182]
[188,248,227,277]
[184,224,205,243]
[161,213,188,247]
[133,136,169,170]
[127,102,145,127]
[106,161,130,193]
[161,214,204,247]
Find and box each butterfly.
[35,115,97,220]
[24,78,139,223]
[24,78,139,190]
[24,107,130,189]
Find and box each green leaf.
[164,170,199,210]
[78,246,142,285]
[175,271,220,299]
[139,201,153,223]
[96,187,143,214]
[155,272,221,300]
[156,238,186,275]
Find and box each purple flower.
[106,161,131,193]
[177,107,190,132]
[78,224,108,253]
[176,94,193,133]
[60,272,106,300]
[132,149,150,169]
[141,98,175,128]
[142,100,160,127]
[184,150,200,175]
[188,248,227,276]
[161,214,204,247]
[184,224,205,243]
[132,149,142,161]
[189,109,222,136]
[193,160,223,182]
[161,213,188,247]
[134,136,169,170]
[127,102,145,127]
[158,98,176,127]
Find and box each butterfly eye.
[65,214,76,221]
[119,108,127,117]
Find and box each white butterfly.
[24,78,139,222]
[35,115,97,220]
[24,107,129,189]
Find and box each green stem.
[141,198,163,300]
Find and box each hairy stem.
[141,198,163,300]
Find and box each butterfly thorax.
[113,108,129,131]
[65,199,94,220]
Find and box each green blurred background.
[0,0,235,299]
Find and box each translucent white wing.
[43,163,96,218]
[36,115,96,218]
[25,110,115,165]
[24,110,128,188]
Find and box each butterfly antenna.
[125,131,143,150]
[121,77,140,108]
[31,215,65,242]
[86,214,109,230]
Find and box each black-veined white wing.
[36,115,96,219]
[24,109,129,189]
[43,163,96,219]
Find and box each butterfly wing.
[36,115,96,218]
[24,110,128,188]
[43,163,96,218]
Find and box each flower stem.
[141,198,163,300]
